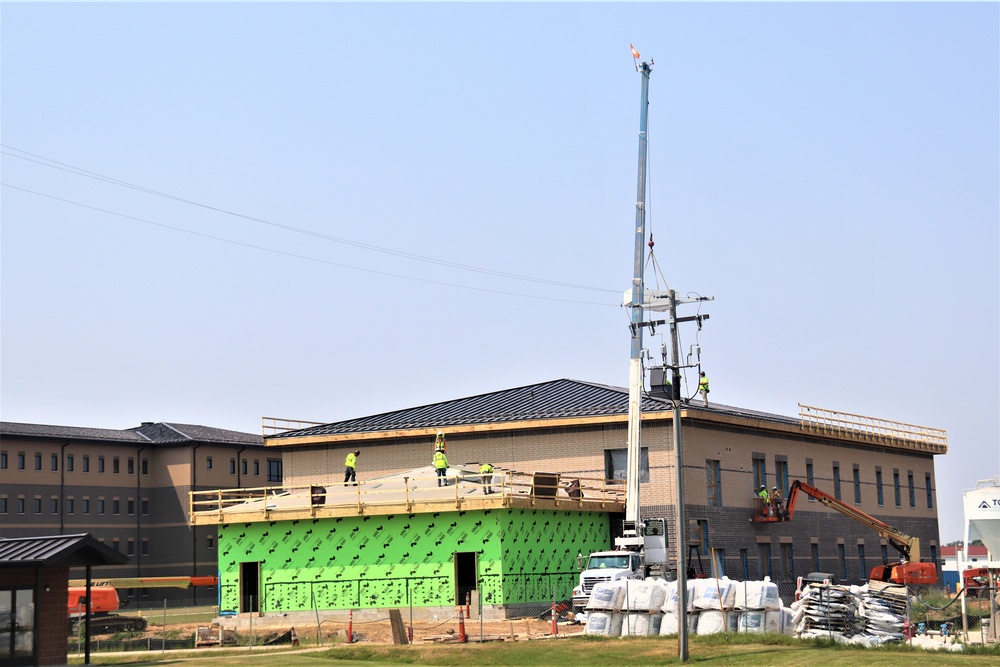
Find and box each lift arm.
[785,480,921,563]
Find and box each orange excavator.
[67,576,217,635]
[760,480,937,586]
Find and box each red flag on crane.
[630,44,640,60]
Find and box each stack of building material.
[659,579,697,636]
[734,577,786,634]
[620,580,667,636]
[859,581,908,643]
[690,578,738,635]
[791,581,910,644]
[584,581,625,636]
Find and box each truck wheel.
[68,619,80,635]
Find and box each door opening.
[453,552,478,607]
[239,562,260,613]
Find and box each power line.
[1,182,618,308]
[0,145,619,294]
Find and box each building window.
[34,453,42,471]
[838,543,847,580]
[0,497,7,513]
[908,472,915,508]
[206,456,213,470]
[781,543,795,580]
[113,538,120,552]
[757,543,772,579]
[127,540,135,557]
[128,457,135,475]
[881,544,889,564]
[241,459,248,476]
[17,497,26,514]
[34,497,42,513]
[207,535,214,550]
[82,498,90,515]
[51,454,59,471]
[876,468,884,506]
[267,459,283,483]
[113,498,120,515]
[141,539,149,556]
[98,456,105,473]
[774,459,788,495]
[893,470,901,507]
[229,458,236,475]
[833,463,841,500]
[752,455,766,490]
[113,456,120,474]
[706,459,722,506]
[925,473,933,509]
[141,458,149,475]
[930,545,938,568]
[853,465,861,504]
[18,452,26,470]
[50,498,59,514]
[253,459,260,476]
[858,544,867,580]
[65,498,74,514]
[811,543,820,572]
[127,499,135,515]
[0,451,7,469]
[82,455,90,473]
[66,454,74,472]
[141,498,149,515]
[97,498,105,514]
[740,549,749,580]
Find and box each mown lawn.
[71,633,998,666]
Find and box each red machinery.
[67,576,218,635]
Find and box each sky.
[1,3,997,544]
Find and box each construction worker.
[344,450,360,486]
[698,371,710,406]
[757,484,770,517]
[480,462,495,495]
[770,486,784,520]
[434,430,447,453]
[433,446,449,487]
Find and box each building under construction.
[192,378,946,615]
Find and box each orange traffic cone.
[290,626,299,646]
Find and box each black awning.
[0,533,128,568]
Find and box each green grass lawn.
[71,633,998,666]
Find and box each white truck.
[571,517,668,610]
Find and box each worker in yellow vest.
[433,446,449,487]
[344,450,360,486]
[434,430,447,452]
[480,462,495,495]
[699,371,710,406]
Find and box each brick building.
[0,421,266,604]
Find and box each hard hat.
[437,431,444,436]
[760,485,766,489]
[772,486,778,490]
[354,450,360,456]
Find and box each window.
[853,465,861,504]
[838,543,847,580]
[206,456,213,470]
[0,451,6,469]
[267,459,283,483]
[50,498,59,514]
[66,454,74,472]
[253,459,260,476]
[113,456,120,474]
[113,498,120,515]
[97,498,105,514]
[930,545,938,568]
[141,498,149,515]
[740,549,749,580]
[127,499,135,515]
[82,455,90,473]
[706,459,722,506]
[229,458,236,475]
[811,543,820,572]
[34,497,42,513]
[876,468,884,506]
[241,459,248,476]
[752,455,766,490]
[774,459,788,495]
[833,463,841,500]
[908,472,915,508]
[858,544,867,579]
[141,539,149,556]
[98,456,105,473]
[141,458,148,475]
[893,470,901,507]
[606,448,650,483]
[713,549,725,577]
[757,543,772,579]
[82,498,90,515]
[18,452,26,470]
[17,497,26,514]
[925,473,934,509]
[66,498,74,514]
[881,544,889,564]
[781,543,795,580]
[207,535,214,550]
[0,497,7,513]
[128,457,135,475]
[51,454,59,471]
[34,453,42,470]
[113,538,120,552]
[805,461,814,501]
[127,539,135,557]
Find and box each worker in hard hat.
[433,446,449,487]
[698,371,710,407]
[770,486,784,520]
[480,462,495,495]
[757,484,770,519]
[434,430,447,453]
[344,450,360,486]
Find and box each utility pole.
[669,288,688,662]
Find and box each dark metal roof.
[270,378,797,439]
[1,421,263,447]
[0,534,128,568]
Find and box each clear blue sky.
[2,3,997,544]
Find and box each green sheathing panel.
[499,508,611,604]
[218,508,610,612]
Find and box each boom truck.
[67,576,217,634]
[779,480,938,586]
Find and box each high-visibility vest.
[433,451,448,469]
[699,375,710,392]
[480,463,494,475]
[345,452,357,469]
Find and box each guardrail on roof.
[798,403,947,453]
[261,416,326,437]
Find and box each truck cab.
[571,550,644,610]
